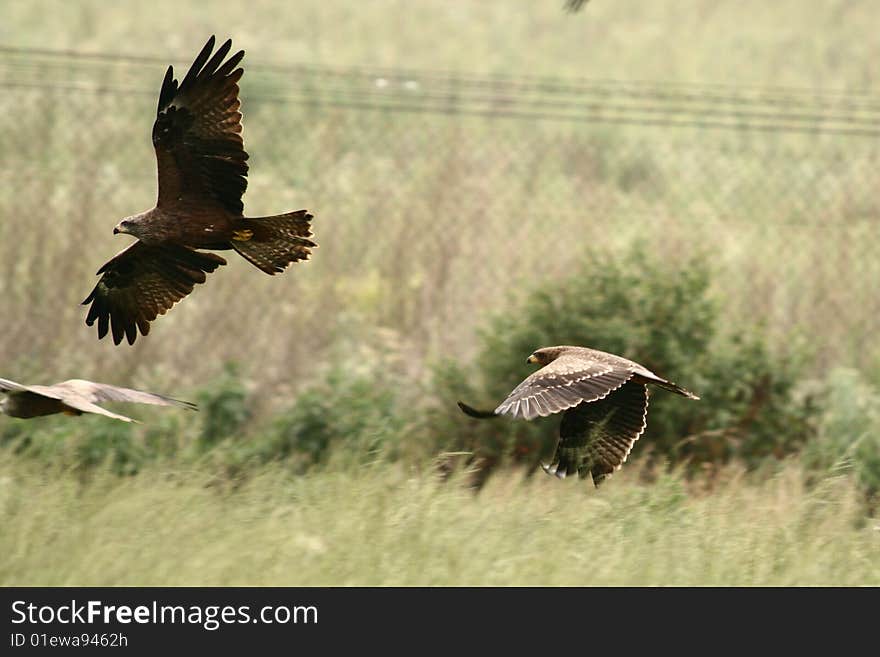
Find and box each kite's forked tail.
[230,210,316,275]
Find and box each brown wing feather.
[52,398,137,423]
[153,36,248,214]
[82,241,226,345]
[542,381,649,485]
[494,353,634,420]
[54,380,197,411]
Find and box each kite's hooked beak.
[114,215,142,237]
[527,354,538,364]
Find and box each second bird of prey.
[458,346,699,486]
[1,377,195,423]
[83,36,316,346]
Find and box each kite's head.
[113,219,135,236]
[113,211,149,238]
[527,346,567,366]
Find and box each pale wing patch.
[56,380,197,411]
[58,399,136,423]
[495,353,634,420]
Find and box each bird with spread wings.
[1,377,196,423]
[458,345,698,486]
[83,36,316,345]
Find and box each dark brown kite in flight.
[1,377,196,423]
[83,36,316,345]
[458,345,699,486]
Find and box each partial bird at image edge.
[0,377,197,423]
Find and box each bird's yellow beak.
[527,354,538,364]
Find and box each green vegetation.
[1,455,877,586]
[425,244,818,476]
[2,242,877,503]
[802,368,880,499]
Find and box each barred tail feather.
[231,210,316,274]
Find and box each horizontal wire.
[4,74,879,131]
[1,43,879,112]
[0,42,874,97]
[5,79,879,138]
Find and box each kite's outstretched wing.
[493,354,634,421]
[82,241,226,345]
[2,376,196,422]
[456,353,634,422]
[0,378,33,395]
[153,35,249,214]
[542,381,649,486]
[0,377,65,402]
[59,399,138,423]
[55,380,197,411]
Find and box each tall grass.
[1,454,877,586]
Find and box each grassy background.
[2,456,877,586]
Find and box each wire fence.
[1,45,879,397]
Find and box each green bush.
[229,360,410,472]
[802,368,880,500]
[197,362,252,449]
[75,421,140,475]
[427,243,817,476]
[1,416,142,475]
[1,417,82,464]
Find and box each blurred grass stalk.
[1,452,877,586]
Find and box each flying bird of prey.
[564,0,591,12]
[458,345,698,486]
[83,36,316,345]
[1,377,196,423]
